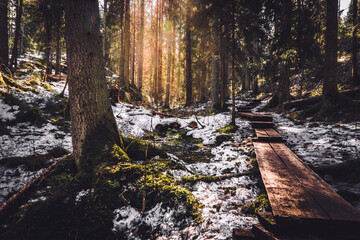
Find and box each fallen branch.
[0,154,71,215]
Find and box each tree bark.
[124,0,131,90]
[64,0,121,176]
[0,0,8,68]
[353,0,358,85]
[157,0,163,105]
[185,2,192,106]
[10,0,23,70]
[164,21,172,108]
[131,0,136,86]
[211,19,220,110]
[137,0,144,100]
[322,0,339,107]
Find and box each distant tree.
[211,18,220,110]
[352,0,359,85]
[10,0,23,70]
[322,0,339,109]
[64,0,121,177]
[185,0,192,106]
[137,0,144,100]
[0,0,8,68]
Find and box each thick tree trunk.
[185,3,192,106]
[10,0,23,70]
[211,19,220,110]
[322,0,339,107]
[0,0,8,68]
[64,0,121,176]
[353,0,358,85]
[137,0,144,100]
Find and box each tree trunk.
[104,0,109,62]
[131,0,136,86]
[64,0,121,176]
[322,0,339,108]
[124,0,131,90]
[164,21,172,108]
[185,2,192,106]
[137,0,144,100]
[157,0,163,105]
[154,0,159,105]
[353,0,358,85]
[44,4,53,75]
[211,19,220,110]
[119,0,126,89]
[10,0,23,70]
[55,12,62,75]
[0,0,8,68]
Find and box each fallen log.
[284,87,360,109]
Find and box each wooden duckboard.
[238,112,273,121]
[253,142,360,224]
[254,128,282,142]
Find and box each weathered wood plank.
[264,128,282,139]
[255,128,268,138]
[238,112,273,121]
[253,142,330,221]
[270,143,360,223]
[251,121,274,128]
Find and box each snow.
[75,189,90,204]
[113,203,187,238]
[0,165,44,204]
[272,113,360,167]
[0,99,18,121]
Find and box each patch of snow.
[75,189,90,204]
[112,203,187,238]
[0,165,44,204]
[272,113,360,167]
[0,99,19,121]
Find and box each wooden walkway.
[234,100,360,239]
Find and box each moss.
[123,137,166,161]
[216,124,238,134]
[111,144,131,162]
[222,187,237,196]
[242,193,272,215]
[180,174,220,186]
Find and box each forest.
[0,0,360,239]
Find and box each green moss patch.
[242,193,272,215]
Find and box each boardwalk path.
[234,101,360,239]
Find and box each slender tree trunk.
[137,0,144,100]
[104,0,109,62]
[55,30,61,75]
[44,5,53,75]
[185,2,192,106]
[119,0,125,89]
[64,0,121,177]
[322,0,339,108]
[10,0,23,70]
[124,0,131,90]
[164,21,172,108]
[55,12,62,75]
[0,0,8,67]
[154,0,159,105]
[297,0,304,97]
[157,0,163,105]
[231,0,236,126]
[131,0,136,86]
[211,19,220,110]
[171,25,176,105]
[353,0,359,85]
[177,18,182,102]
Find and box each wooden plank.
[238,112,273,121]
[255,128,268,139]
[251,121,274,128]
[264,128,282,139]
[253,142,330,221]
[270,143,360,223]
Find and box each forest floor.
[0,53,360,239]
